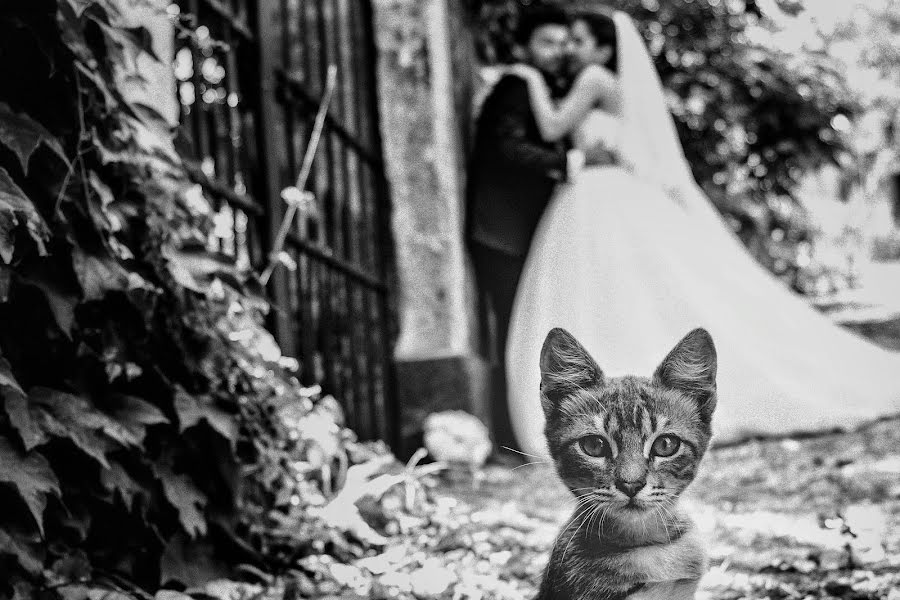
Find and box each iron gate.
[174,0,398,445]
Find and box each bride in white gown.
[505,10,900,457]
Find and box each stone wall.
[371,0,489,451]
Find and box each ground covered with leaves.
[244,415,894,600]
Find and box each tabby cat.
[535,327,717,600]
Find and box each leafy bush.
[0,1,349,595]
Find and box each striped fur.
[536,328,716,600]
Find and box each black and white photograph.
[1,0,899,598]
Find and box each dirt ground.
[268,298,900,600]
[433,415,900,599]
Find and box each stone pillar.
[372,0,489,451]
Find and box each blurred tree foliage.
[470,0,860,284]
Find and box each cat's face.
[539,328,717,521]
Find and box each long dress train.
[505,147,900,457]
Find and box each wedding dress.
[505,13,900,456]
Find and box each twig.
[259,65,338,286]
[405,447,429,471]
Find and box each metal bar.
[302,0,328,250]
[183,159,262,215]
[346,0,374,277]
[313,0,338,403]
[256,0,297,356]
[347,1,379,274]
[369,290,385,440]
[324,0,349,262]
[259,66,337,286]
[297,252,316,386]
[340,0,371,431]
[362,0,399,447]
[200,0,254,40]
[285,232,388,292]
[277,71,384,168]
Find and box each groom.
[466,5,612,448]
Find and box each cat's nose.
[615,478,646,497]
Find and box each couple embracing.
[466,5,900,457]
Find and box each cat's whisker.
[500,446,547,460]
[564,494,597,516]
[510,460,550,471]
[659,503,682,542]
[596,504,612,539]
[587,501,607,538]
[584,503,603,541]
[562,501,597,562]
[654,505,672,543]
[562,502,594,542]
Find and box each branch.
[259,65,338,286]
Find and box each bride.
[505,9,900,457]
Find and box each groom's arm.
[489,77,569,181]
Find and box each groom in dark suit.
[466,5,608,449]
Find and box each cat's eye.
[579,435,609,458]
[651,434,681,458]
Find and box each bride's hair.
[571,9,618,73]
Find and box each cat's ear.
[652,328,717,422]
[540,328,604,414]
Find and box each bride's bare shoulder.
[573,64,619,99]
[578,64,617,83]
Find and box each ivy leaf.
[0,353,26,398]
[56,500,92,541]
[99,460,144,513]
[86,171,116,233]
[86,590,132,600]
[1,353,45,450]
[155,592,193,600]
[3,388,45,452]
[0,101,69,174]
[0,527,44,575]
[30,387,142,466]
[156,464,208,537]
[31,406,110,468]
[57,587,133,600]
[108,394,169,446]
[56,585,90,600]
[66,0,97,18]
[160,533,228,587]
[72,248,129,301]
[19,260,80,337]
[117,25,161,63]
[50,550,92,582]
[32,388,139,447]
[0,167,50,263]
[74,62,116,113]
[0,436,60,535]
[12,580,37,600]
[174,389,238,449]
[4,393,45,451]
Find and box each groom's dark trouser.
[470,243,526,452]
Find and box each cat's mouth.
[620,498,647,511]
